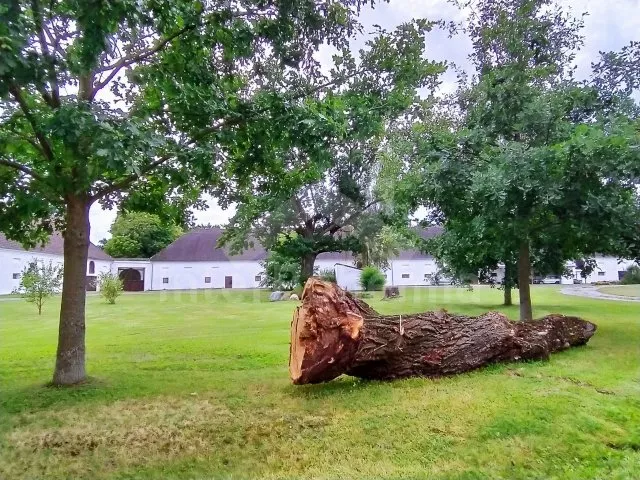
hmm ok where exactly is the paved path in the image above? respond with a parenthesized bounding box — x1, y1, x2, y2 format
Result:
(561, 285, 640, 303)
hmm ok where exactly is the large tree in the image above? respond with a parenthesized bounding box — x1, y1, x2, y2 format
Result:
(387, 0, 640, 321)
(103, 211, 181, 258)
(0, 0, 386, 385)
(221, 20, 445, 282)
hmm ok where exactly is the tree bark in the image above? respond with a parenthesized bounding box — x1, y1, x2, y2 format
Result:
(53, 195, 90, 385)
(290, 278, 596, 385)
(518, 240, 533, 322)
(503, 287, 512, 306)
(300, 252, 317, 285)
(503, 262, 513, 306)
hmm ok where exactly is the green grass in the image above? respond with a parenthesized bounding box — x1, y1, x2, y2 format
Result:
(598, 285, 640, 298)
(1, 286, 639, 480)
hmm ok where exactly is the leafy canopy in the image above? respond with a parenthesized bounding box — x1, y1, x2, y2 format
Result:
(103, 211, 181, 258)
(220, 19, 446, 279)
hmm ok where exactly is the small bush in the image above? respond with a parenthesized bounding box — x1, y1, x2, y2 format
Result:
(99, 272, 124, 304)
(360, 266, 386, 291)
(318, 268, 337, 283)
(620, 265, 640, 285)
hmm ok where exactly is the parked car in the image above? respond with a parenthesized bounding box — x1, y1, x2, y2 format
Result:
(532, 276, 544, 284)
(541, 275, 562, 284)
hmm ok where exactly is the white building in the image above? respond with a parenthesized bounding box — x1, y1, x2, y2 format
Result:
(148, 228, 266, 290)
(0, 233, 112, 295)
(0, 227, 637, 294)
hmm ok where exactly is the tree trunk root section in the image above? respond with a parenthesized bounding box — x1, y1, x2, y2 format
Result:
(289, 278, 597, 384)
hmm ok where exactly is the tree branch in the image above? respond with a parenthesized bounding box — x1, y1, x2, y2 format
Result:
(325, 200, 379, 235)
(0, 156, 44, 182)
(8, 84, 55, 161)
(91, 154, 172, 201)
(91, 24, 197, 99)
(31, 0, 60, 107)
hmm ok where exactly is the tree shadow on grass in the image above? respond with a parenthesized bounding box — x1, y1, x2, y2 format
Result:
(285, 375, 398, 401)
(0, 376, 119, 418)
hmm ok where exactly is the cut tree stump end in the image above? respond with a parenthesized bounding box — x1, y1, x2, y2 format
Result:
(289, 278, 597, 384)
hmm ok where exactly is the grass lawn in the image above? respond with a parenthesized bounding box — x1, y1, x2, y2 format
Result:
(598, 285, 640, 298)
(1, 286, 639, 480)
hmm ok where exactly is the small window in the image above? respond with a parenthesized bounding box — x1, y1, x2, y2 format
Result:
(424, 273, 429, 278)
(255, 275, 261, 281)
(598, 272, 605, 276)
(162, 277, 169, 284)
(402, 274, 410, 279)
(88, 261, 95, 274)
(204, 277, 211, 284)
(12, 273, 20, 279)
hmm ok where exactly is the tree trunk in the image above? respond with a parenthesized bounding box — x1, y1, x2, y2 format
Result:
(53, 195, 90, 386)
(503, 262, 513, 306)
(503, 287, 512, 306)
(518, 240, 533, 322)
(300, 252, 317, 285)
(290, 278, 596, 385)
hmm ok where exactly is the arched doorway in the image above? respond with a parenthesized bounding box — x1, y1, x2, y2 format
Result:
(119, 268, 144, 291)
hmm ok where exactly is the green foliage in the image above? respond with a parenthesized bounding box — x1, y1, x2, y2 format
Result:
(360, 266, 386, 291)
(318, 268, 337, 283)
(220, 19, 446, 280)
(385, 0, 640, 320)
(260, 251, 301, 291)
(98, 272, 123, 305)
(0, 0, 389, 382)
(356, 222, 408, 269)
(620, 265, 640, 285)
(103, 212, 181, 258)
(14, 260, 62, 315)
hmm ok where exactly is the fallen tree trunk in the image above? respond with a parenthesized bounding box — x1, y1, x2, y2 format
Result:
(289, 278, 597, 385)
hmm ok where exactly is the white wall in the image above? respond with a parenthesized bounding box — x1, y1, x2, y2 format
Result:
(0, 248, 110, 295)
(334, 263, 367, 291)
(150, 261, 265, 290)
(388, 259, 439, 286)
(580, 256, 637, 284)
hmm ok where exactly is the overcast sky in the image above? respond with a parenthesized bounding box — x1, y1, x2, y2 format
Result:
(89, 0, 640, 243)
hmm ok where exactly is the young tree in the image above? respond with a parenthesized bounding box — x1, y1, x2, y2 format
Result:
(103, 211, 181, 258)
(98, 272, 123, 305)
(15, 260, 62, 315)
(221, 20, 445, 282)
(0, 0, 381, 385)
(387, 0, 640, 321)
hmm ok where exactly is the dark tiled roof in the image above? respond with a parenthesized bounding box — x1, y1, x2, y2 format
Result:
(317, 226, 443, 262)
(0, 232, 112, 260)
(151, 227, 267, 262)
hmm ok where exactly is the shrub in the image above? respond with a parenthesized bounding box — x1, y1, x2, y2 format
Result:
(620, 265, 640, 285)
(360, 266, 386, 291)
(260, 252, 301, 290)
(318, 268, 337, 283)
(14, 260, 62, 315)
(99, 272, 124, 304)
